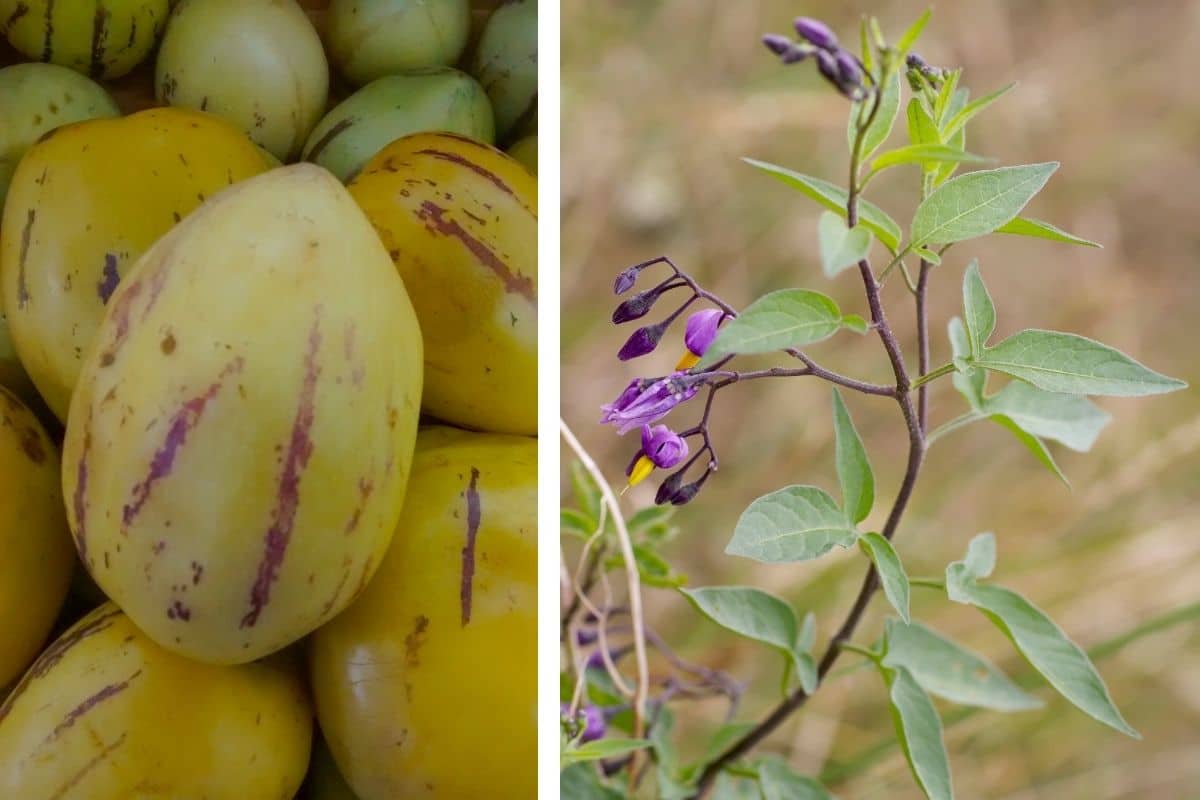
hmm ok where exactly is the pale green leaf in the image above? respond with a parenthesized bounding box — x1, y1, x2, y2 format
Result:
(948, 317, 985, 408)
(882, 665, 953, 800)
(859, 533, 910, 622)
(743, 158, 903, 252)
(945, 532, 996, 601)
(906, 98, 939, 148)
(849, 66, 901, 161)
(933, 70, 962, 125)
(794, 651, 819, 695)
(562, 738, 651, 765)
(911, 163, 1058, 247)
(942, 82, 1016, 140)
(858, 18, 874, 76)
(995, 216, 1101, 248)
(871, 144, 987, 173)
(832, 389, 874, 524)
(983, 381, 1111, 452)
(961, 260, 995, 355)
(702, 290, 847, 363)
(842, 314, 870, 334)
(882, 619, 1042, 711)
(681, 586, 803, 684)
(818, 212, 873, 278)
(561, 508, 597, 540)
(896, 9, 933, 54)
(799, 611, 816, 651)
(977, 329, 1187, 396)
(991, 415, 1068, 486)
(914, 247, 942, 265)
(726, 486, 858, 564)
(561, 764, 625, 798)
(759, 758, 837, 800)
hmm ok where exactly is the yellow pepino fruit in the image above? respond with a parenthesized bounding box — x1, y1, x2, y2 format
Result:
(349, 132, 537, 435)
(0, 604, 312, 799)
(0, 386, 73, 690)
(61, 164, 424, 665)
(0, 107, 273, 422)
(310, 427, 536, 800)
(0, 0, 169, 80)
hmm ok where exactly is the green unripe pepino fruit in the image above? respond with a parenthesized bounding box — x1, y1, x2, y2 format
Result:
(326, 0, 471, 87)
(471, 0, 536, 142)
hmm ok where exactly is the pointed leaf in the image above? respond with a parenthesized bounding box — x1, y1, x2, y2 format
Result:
(859, 533, 910, 622)
(842, 313, 870, 334)
(562, 738, 652, 765)
(948, 317, 985, 407)
(799, 611, 816, 652)
(942, 82, 1016, 139)
(849, 66, 901, 161)
(950, 581, 1139, 737)
(977, 329, 1186, 396)
(871, 144, 988, 173)
(831, 389, 874, 524)
(726, 486, 858, 564)
(933, 70, 962, 125)
(996, 216, 1101, 248)
(934, 106, 968, 185)
(882, 619, 1042, 711)
(896, 9, 933, 54)
(759, 758, 837, 800)
(681, 586, 801, 682)
(983, 381, 1111, 451)
(702, 289, 848, 362)
(945, 532, 996, 601)
(961, 260, 995, 354)
(914, 247, 942, 265)
(818, 212, 873, 278)
(990, 415, 1068, 486)
(911, 163, 1058, 247)
(744, 159, 902, 252)
(906, 98, 940, 148)
(793, 651, 819, 695)
(881, 665, 953, 800)
(561, 764, 626, 799)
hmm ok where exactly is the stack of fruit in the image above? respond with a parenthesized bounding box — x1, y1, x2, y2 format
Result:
(0, 1, 537, 797)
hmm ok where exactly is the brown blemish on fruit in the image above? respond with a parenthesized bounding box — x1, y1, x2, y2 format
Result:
(71, 415, 93, 561)
(88, 6, 109, 79)
(415, 201, 535, 304)
(240, 311, 323, 628)
(48, 732, 127, 800)
(16, 209, 35, 309)
(305, 117, 355, 163)
(414, 147, 523, 204)
(5, 3, 29, 28)
(459, 468, 482, 626)
(404, 615, 429, 667)
(161, 332, 176, 354)
(191, 561, 203, 585)
(48, 669, 142, 741)
(321, 569, 350, 616)
(343, 477, 374, 534)
(96, 253, 120, 303)
(166, 600, 191, 621)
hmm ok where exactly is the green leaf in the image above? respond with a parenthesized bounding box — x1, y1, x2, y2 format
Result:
(561, 764, 626, 799)
(726, 486, 858, 564)
(681, 586, 802, 681)
(948, 317, 985, 407)
(995, 216, 1101, 248)
(946, 532, 997, 596)
(831, 389, 874, 524)
(896, 9, 933, 54)
(793, 651, 819, 695)
(858, 18, 874, 77)
(798, 611, 816, 651)
(859, 533, 910, 622)
(628, 505, 675, 536)
(976, 329, 1187, 396)
(759, 758, 837, 800)
(914, 247, 941, 265)
(983, 381, 1111, 452)
(906, 98, 939, 148)
(743, 158, 903, 252)
(849, 66, 901, 161)
(699, 723, 757, 767)
(881, 665, 953, 800)
(942, 82, 1016, 140)
(911, 163, 1058, 247)
(570, 461, 602, 522)
(932, 70, 962, 125)
(842, 314, 870, 334)
(561, 507, 597, 540)
(626, 544, 687, 588)
(562, 738, 652, 766)
(881, 619, 1042, 711)
(948, 582, 1139, 737)
(990, 415, 1068, 486)
(870, 144, 987, 173)
(817, 212, 873, 278)
(934, 104, 968, 185)
(960, 260, 995, 355)
(702, 289, 849, 362)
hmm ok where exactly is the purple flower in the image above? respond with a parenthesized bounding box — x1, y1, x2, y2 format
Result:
(613, 267, 639, 295)
(575, 628, 598, 646)
(762, 33, 792, 55)
(618, 322, 667, 361)
(626, 424, 689, 488)
(601, 374, 700, 434)
(581, 705, 606, 742)
(793, 17, 838, 51)
(834, 50, 862, 88)
(683, 309, 724, 360)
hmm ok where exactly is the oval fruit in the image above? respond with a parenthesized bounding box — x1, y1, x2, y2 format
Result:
(0, 107, 272, 421)
(0, 0, 169, 79)
(303, 68, 493, 182)
(471, 0, 536, 140)
(326, 0, 471, 87)
(156, 0, 329, 160)
(310, 427, 536, 800)
(507, 134, 536, 174)
(0, 604, 312, 798)
(0, 386, 72, 689)
(0, 62, 120, 211)
(61, 164, 423, 664)
(349, 132, 536, 434)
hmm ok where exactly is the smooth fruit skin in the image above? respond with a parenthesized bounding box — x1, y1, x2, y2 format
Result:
(0, 0, 169, 79)
(155, 0, 330, 160)
(303, 68, 494, 182)
(471, 0, 536, 141)
(0, 604, 312, 799)
(61, 164, 424, 664)
(327, 0, 471, 87)
(0, 107, 272, 421)
(0, 312, 38, 407)
(310, 427, 536, 800)
(349, 132, 536, 434)
(0, 62, 120, 212)
(507, 134, 536, 175)
(0, 386, 72, 690)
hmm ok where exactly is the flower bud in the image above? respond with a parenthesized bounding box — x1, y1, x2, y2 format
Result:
(613, 267, 639, 295)
(781, 43, 811, 64)
(655, 469, 685, 505)
(575, 628, 598, 646)
(581, 705, 606, 743)
(762, 33, 792, 55)
(793, 17, 838, 51)
(815, 49, 840, 87)
(834, 50, 863, 88)
(612, 288, 662, 324)
(617, 322, 667, 361)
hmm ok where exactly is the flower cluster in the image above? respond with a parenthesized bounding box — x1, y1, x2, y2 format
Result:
(905, 52, 946, 91)
(762, 17, 867, 100)
(600, 257, 728, 505)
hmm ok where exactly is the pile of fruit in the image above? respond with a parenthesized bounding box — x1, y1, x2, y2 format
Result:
(0, 1, 536, 797)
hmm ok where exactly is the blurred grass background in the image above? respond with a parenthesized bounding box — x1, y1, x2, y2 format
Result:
(561, 1, 1200, 797)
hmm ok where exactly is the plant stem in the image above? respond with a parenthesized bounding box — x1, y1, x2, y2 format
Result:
(910, 362, 955, 388)
(838, 642, 880, 660)
(916, 259, 932, 431)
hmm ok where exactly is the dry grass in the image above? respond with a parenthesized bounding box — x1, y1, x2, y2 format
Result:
(562, 1, 1200, 797)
